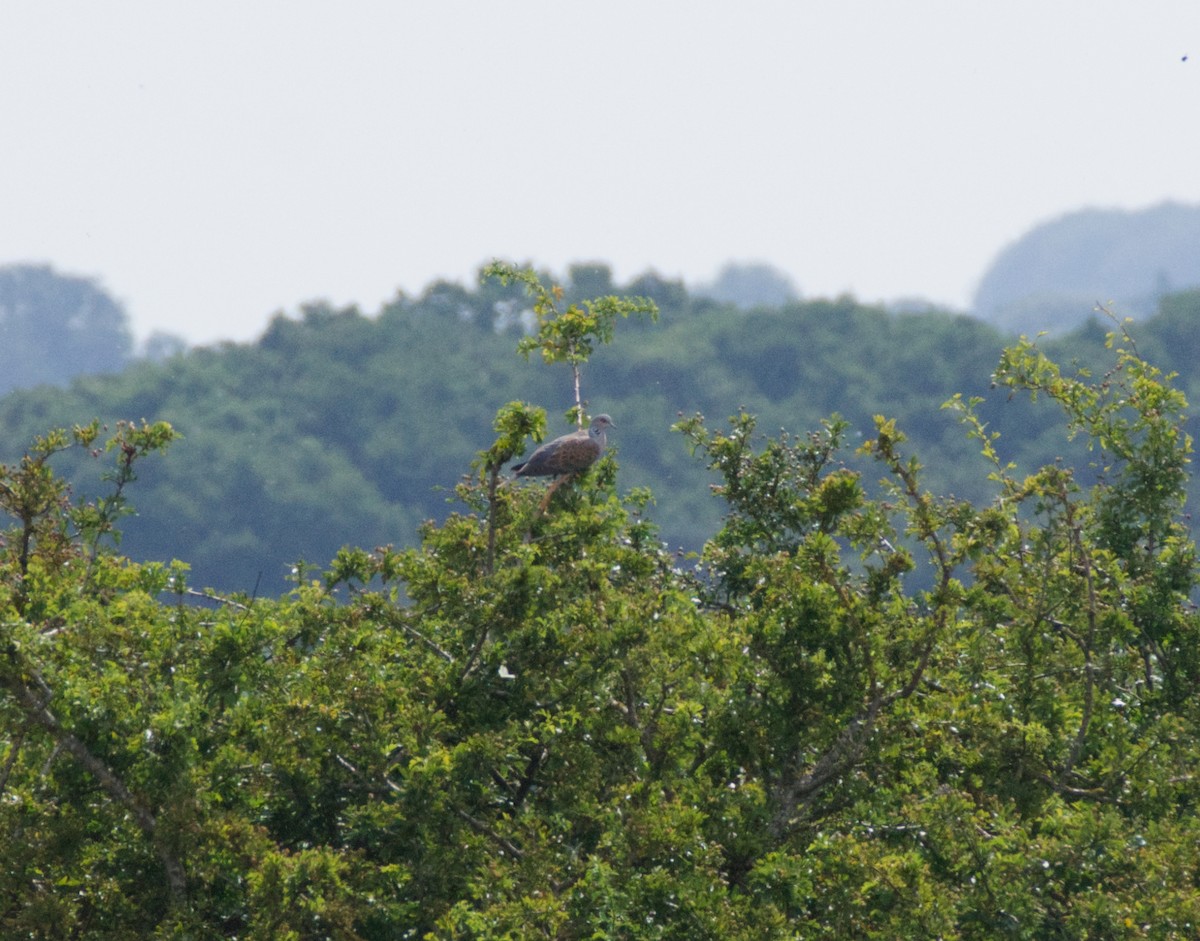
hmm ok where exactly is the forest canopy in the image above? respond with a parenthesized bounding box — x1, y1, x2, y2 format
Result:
(6, 263, 1200, 596)
(3, 269, 1200, 935)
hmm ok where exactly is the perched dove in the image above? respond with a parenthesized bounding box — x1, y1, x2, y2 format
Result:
(512, 414, 615, 478)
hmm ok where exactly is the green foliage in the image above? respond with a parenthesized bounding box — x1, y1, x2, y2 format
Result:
(474, 401, 546, 475)
(486, 260, 658, 426)
(11, 265, 1191, 594)
(5, 302, 1200, 936)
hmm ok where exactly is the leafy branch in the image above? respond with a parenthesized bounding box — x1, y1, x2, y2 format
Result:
(485, 261, 657, 427)
(0, 421, 184, 906)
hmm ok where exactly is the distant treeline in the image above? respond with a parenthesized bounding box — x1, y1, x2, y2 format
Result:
(2, 263, 1199, 594)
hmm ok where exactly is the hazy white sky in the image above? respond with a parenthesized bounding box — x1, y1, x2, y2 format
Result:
(2, 3, 1199, 345)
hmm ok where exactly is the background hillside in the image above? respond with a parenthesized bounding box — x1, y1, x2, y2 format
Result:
(972, 202, 1200, 335)
(5, 260, 1200, 595)
(0, 264, 135, 395)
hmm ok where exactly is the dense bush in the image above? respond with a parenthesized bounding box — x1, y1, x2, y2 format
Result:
(4, 279, 1200, 936)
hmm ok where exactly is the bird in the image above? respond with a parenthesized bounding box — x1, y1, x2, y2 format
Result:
(512, 414, 615, 478)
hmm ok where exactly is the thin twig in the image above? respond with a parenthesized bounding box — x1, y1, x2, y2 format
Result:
(184, 587, 253, 611)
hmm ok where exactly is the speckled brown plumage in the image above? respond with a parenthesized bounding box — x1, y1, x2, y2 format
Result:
(512, 414, 614, 477)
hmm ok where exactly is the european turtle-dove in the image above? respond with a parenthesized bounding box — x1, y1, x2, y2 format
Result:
(512, 414, 615, 477)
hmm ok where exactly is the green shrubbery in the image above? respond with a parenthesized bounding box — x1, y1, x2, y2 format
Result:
(3, 277, 1200, 937)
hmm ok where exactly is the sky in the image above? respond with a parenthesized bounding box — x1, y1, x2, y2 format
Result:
(2, 3, 1199, 346)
